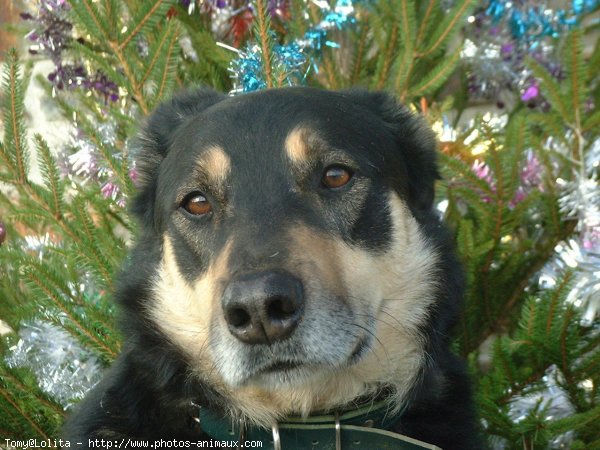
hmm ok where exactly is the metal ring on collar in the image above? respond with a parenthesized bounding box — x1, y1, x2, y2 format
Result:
(335, 412, 341, 450)
(272, 422, 282, 450)
(238, 418, 246, 449)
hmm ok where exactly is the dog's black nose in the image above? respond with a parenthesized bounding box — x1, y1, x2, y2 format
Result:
(221, 271, 304, 345)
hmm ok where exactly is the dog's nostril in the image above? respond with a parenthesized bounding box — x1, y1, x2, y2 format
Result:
(267, 295, 298, 320)
(227, 307, 251, 328)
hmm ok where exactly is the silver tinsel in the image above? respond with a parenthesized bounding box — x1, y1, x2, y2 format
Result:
(509, 366, 575, 449)
(489, 366, 576, 450)
(5, 320, 104, 409)
(547, 137, 600, 323)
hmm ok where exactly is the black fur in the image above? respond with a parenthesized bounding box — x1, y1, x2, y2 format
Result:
(63, 87, 483, 449)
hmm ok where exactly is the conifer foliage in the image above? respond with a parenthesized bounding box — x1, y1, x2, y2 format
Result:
(0, 0, 598, 447)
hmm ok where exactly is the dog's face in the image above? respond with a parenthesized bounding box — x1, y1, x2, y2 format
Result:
(132, 88, 441, 424)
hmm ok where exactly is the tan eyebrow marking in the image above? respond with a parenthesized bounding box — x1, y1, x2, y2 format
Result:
(197, 146, 231, 184)
(285, 127, 312, 167)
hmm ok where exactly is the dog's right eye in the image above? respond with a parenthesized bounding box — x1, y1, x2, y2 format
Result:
(181, 192, 212, 216)
(321, 166, 353, 189)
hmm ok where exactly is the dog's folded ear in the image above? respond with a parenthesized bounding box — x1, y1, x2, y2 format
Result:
(345, 90, 440, 212)
(132, 88, 226, 228)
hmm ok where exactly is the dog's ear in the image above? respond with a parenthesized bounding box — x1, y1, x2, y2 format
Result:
(346, 90, 439, 212)
(131, 88, 226, 228)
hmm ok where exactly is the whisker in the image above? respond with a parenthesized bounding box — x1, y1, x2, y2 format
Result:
(349, 321, 388, 360)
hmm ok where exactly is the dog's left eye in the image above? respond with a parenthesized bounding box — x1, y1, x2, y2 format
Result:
(181, 192, 212, 216)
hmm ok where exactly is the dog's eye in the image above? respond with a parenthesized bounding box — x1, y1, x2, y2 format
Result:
(322, 166, 353, 189)
(181, 192, 212, 216)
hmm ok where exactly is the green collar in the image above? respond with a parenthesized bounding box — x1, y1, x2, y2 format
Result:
(197, 400, 440, 449)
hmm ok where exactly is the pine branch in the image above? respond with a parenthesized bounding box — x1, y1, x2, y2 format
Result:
(67, 197, 115, 288)
(418, 0, 474, 57)
(68, 0, 111, 44)
(350, 22, 370, 85)
(545, 274, 571, 335)
(372, 23, 398, 90)
(2, 49, 29, 184)
(390, 0, 416, 96)
(321, 54, 341, 89)
(0, 384, 52, 439)
(564, 29, 587, 127)
(0, 141, 16, 177)
(479, 132, 506, 288)
(502, 113, 528, 198)
(415, 0, 437, 46)
(527, 57, 571, 123)
(140, 20, 177, 86)
(34, 135, 65, 220)
(119, 0, 169, 50)
(152, 22, 180, 108)
(583, 109, 600, 132)
(393, 0, 416, 94)
(253, 0, 275, 88)
(70, 0, 151, 114)
(588, 36, 600, 81)
(471, 219, 577, 354)
(23, 265, 117, 361)
(103, 0, 121, 40)
(409, 45, 461, 97)
(0, 370, 63, 416)
(548, 405, 600, 435)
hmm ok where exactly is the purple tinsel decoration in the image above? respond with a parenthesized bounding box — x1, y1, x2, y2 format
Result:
(21, 0, 86, 90)
(85, 71, 119, 104)
(22, 0, 119, 102)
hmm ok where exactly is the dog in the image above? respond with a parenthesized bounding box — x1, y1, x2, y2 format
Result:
(63, 87, 482, 449)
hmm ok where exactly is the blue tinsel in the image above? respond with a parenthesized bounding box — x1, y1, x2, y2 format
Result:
(486, 0, 599, 40)
(228, 0, 361, 93)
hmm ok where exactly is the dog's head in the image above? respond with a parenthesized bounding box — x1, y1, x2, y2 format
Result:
(127, 87, 449, 425)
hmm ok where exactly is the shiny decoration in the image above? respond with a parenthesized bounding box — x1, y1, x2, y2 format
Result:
(225, 0, 360, 92)
(463, 0, 598, 104)
(5, 320, 104, 409)
(536, 136, 600, 324)
(226, 41, 307, 93)
(23, 234, 54, 261)
(485, 0, 598, 39)
(59, 120, 131, 208)
(21, 0, 88, 92)
(22, 0, 122, 102)
(504, 366, 575, 450)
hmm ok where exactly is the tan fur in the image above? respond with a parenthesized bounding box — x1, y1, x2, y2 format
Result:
(150, 194, 439, 428)
(148, 236, 230, 364)
(197, 146, 231, 184)
(284, 127, 311, 167)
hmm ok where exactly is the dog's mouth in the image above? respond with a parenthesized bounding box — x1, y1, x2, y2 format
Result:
(248, 336, 371, 383)
(260, 360, 304, 374)
(244, 359, 311, 386)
